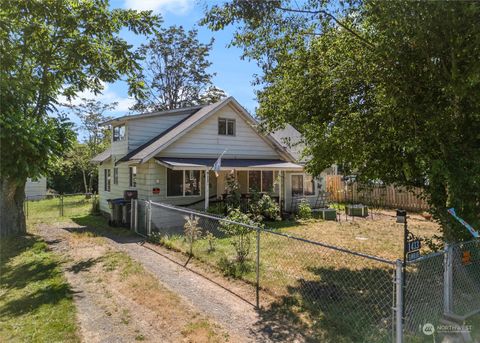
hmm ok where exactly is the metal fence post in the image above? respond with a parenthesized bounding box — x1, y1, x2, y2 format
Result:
(147, 200, 152, 236)
(443, 243, 453, 315)
(130, 199, 135, 231)
(256, 227, 260, 310)
(60, 195, 64, 216)
(395, 259, 404, 343)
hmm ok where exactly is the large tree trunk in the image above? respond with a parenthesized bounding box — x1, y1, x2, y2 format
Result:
(0, 177, 27, 237)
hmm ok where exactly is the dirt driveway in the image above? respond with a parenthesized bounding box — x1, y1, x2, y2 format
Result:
(35, 222, 284, 343)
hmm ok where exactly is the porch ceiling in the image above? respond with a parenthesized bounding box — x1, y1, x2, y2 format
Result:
(154, 157, 304, 171)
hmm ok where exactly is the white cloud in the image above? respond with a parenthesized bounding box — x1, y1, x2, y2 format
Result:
(57, 83, 135, 115)
(124, 0, 193, 15)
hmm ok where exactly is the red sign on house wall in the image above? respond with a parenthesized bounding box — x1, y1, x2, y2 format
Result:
(152, 188, 160, 195)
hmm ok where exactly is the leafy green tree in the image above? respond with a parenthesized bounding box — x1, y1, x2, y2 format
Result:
(64, 98, 115, 194)
(132, 25, 215, 112)
(0, 0, 160, 236)
(203, 1, 480, 242)
(199, 85, 227, 105)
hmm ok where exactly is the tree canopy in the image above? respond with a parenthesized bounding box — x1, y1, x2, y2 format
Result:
(132, 25, 217, 112)
(203, 0, 480, 241)
(0, 0, 161, 236)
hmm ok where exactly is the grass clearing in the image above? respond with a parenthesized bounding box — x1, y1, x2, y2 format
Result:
(25, 195, 95, 225)
(0, 235, 79, 343)
(148, 211, 442, 342)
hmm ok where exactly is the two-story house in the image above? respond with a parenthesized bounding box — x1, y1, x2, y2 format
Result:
(92, 97, 327, 216)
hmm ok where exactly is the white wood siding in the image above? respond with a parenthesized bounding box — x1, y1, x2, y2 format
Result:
(283, 171, 326, 211)
(25, 177, 47, 199)
(160, 104, 281, 159)
(127, 113, 191, 151)
(98, 161, 137, 213)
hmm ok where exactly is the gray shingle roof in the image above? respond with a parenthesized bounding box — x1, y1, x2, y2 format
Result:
(91, 148, 111, 163)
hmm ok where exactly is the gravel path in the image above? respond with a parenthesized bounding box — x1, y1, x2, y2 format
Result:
(36, 223, 286, 342)
(112, 238, 266, 341)
(37, 226, 150, 343)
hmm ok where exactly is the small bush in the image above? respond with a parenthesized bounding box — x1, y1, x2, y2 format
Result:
(297, 200, 312, 220)
(248, 191, 281, 222)
(217, 256, 252, 278)
(207, 203, 225, 215)
(220, 209, 256, 263)
(204, 230, 217, 253)
(184, 215, 201, 256)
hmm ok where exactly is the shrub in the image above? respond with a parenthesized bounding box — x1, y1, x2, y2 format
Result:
(204, 230, 217, 253)
(257, 194, 281, 221)
(220, 209, 256, 263)
(217, 256, 252, 278)
(248, 191, 281, 222)
(184, 215, 201, 256)
(207, 203, 225, 215)
(297, 200, 312, 220)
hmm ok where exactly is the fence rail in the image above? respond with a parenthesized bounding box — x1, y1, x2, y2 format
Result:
(24, 193, 98, 220)
(131, 199, 480, 342)
(326, 175, 429, 212)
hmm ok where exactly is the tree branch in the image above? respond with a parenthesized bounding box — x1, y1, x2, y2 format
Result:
(276, 6, 375, 49)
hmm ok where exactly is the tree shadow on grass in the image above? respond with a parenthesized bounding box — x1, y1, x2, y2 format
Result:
(0, 235, 77, 318)
(67, 257, 103, 274)
(70, 215, 138, 243)
(0, 283, 76, 317)
(256, 266, 394, 343)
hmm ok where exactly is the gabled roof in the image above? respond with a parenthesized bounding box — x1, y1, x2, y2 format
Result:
(118, 97, 295, 164)
(116, 107, 201, 165)
(271, 124, 305, 162)
(101, 105, 204, 126)
(91, 148, 111, 164)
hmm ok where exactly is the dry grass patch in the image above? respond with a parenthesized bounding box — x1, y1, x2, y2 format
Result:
(99, 251, 231, 342)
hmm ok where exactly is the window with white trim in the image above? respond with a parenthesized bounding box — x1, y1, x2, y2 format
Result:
(129, 166, 137, 187)
(113, 168, 119, 185)
(248, 171, 276, 193)
(218, 118, 235, 136)
(291, 174, 315, 196)
(167, 169, 201, 197)
(104, 169, 111, 192)
(113, 125, 125, 141)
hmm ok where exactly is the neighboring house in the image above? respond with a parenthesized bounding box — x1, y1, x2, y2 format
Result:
(25, 177, 47, 200)
(92, 97, 328, 216)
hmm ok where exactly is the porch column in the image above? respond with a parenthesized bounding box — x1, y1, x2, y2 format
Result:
(204, 169, 209, 211)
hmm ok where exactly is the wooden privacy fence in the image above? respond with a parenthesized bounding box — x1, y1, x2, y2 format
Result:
(326, 175, 429, 212)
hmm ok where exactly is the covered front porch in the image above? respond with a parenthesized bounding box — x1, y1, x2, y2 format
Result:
(154, 157, 304, 212)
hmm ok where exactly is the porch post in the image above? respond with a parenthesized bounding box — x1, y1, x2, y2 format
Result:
(204, 169, 209, 211)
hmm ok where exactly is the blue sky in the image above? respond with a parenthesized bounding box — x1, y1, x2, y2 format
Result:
(66, 0, 261, 133)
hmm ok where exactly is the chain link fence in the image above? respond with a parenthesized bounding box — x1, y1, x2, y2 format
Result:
(404, 240, 480, 341)
(133, 200, 400, 342)
(130, 200, 480, 342)
(24, 193, 98, 220)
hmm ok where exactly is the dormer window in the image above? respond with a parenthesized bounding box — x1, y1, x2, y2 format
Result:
(218, 118, 235, 136)
(113, 124, 125, 141)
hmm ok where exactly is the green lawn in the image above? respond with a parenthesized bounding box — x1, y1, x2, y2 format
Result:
(0, 195, 96, 342)
(0, 235, 80, 343)
(25, 194, 96, 225)
(151, 218, 400, 343)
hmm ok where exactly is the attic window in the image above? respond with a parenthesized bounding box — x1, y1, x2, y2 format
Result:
(218, 118, 235, 136)
(113, 125, 125, 141)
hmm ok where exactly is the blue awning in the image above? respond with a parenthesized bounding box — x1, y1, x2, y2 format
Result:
(154, 157, 303, 171)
